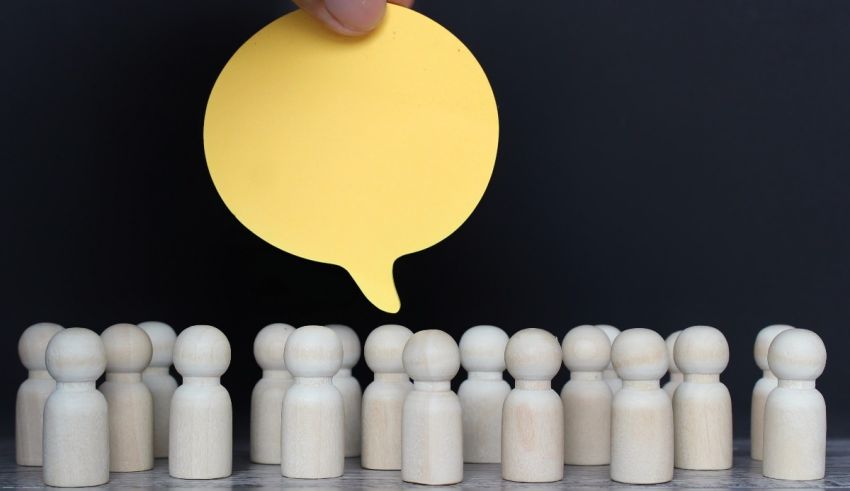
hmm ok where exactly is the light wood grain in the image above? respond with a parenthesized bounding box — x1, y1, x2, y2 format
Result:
(99, 323, 155, 473)
(329, 324, 363, 459)
(139, 321, 179, 459)
(763, 329, 827, 481)
(281, 325, 344, 479)
(169, 325, 233, 480)
(401, 329, 463, 485)
(672, 326, 733, 470)
(249, 323, 295, 465)
(43, 328, 109, 487)
(4, 439, 850, 489)
(662, 330, 682, 397)
(502, 328, 564, 482)
(561, 325, 612, 466)
(15, 322, 63, 466)
(598, 324, 622, 394)
(610, 328, 674, 484)
(361, 324, 413, 470)
(458, 325, 510, 464)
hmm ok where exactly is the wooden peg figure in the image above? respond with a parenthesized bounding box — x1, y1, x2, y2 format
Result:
(751, 324, 794, 460)
(561, 325, 612, 465)
(663, 330, 683, 397)
(458, 325, 510, 464)
(281, 325, 345, 479)
(16, 322, 63, 466)
(250, 323, 295, 464)
(763, 329, 826, 481)
(402, 330, 463, 485)
(99, 323, 154, 472)
(502, 328, 564, 482)
(361, 324, 413, 470)
(328, 324, 362, 458)
(169, 325, 232, 479)
(43, 328, 109, 487)
(139, 321, 178, 459)
(610, 328, 673, 484)
(673, 325, 732, 470)
(597, 324, 622, 393)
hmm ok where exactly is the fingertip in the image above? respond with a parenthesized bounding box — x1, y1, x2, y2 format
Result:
(324, 0, 387, 35)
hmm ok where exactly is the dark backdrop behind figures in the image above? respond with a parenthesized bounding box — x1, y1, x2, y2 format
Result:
(2, 1, 849, 440)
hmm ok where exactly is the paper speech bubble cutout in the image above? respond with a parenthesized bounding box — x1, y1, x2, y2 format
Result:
(204, 5, 499, 313)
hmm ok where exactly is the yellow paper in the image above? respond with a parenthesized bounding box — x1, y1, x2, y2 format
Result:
(204, 5, 499, 313)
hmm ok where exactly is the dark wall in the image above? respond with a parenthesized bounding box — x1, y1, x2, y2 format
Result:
(2, 1, 849, 439)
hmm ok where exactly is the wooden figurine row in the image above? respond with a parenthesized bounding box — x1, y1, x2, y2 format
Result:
(16, 321, 827, 487)
(17, 322, 230, 486)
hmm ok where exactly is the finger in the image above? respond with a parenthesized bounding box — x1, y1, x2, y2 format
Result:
(389, 0, 415, 7)
(293, 0, 387, 36)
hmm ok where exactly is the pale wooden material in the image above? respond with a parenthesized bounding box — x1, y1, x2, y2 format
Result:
(5, 438, 850, 489)
(763, 328, 827, 481)
(458, 325, 510, 464)
(663, 330, 683, 397)
(328, 324, 362, 458)
(99, 323, 154, 472)
(138, 321, 178, 459)
(361, 324, 413, 470)
(673, 325, 733, 470)
(250, 323, 295, 464)
(401, 329, 463, 485)
(610, 328, 673, 484)
(560, 325, 612, 465)
(598, 324, 622, 393)
(502, 328, 564, 482)
(751, 324, 795, 461)
(169, 325, 232, 479)
(16, 322, 63, 466)
(43, 327, 110, 487)
(281, 325, 345, 479)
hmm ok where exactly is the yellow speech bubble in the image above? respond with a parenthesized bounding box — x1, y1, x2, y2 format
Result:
(203, 6, 499, 313)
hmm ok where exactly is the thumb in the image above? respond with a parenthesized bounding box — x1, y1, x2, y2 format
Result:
(293, 0, 388, 36)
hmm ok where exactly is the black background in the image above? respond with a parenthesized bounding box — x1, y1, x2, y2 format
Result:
(2, 1, 849, 440)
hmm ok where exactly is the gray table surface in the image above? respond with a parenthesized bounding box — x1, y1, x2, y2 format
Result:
(2, 440, 848, 489)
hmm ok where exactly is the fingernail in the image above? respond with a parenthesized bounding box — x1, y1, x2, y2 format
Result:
(324, 0, 387, 34)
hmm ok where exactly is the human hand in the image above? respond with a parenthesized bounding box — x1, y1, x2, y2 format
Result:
(293, 0, 415, 36)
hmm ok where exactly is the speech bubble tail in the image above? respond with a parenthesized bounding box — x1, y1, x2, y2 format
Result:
(347, 259, 401, 313)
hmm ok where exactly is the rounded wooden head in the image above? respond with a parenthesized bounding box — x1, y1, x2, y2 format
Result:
(505, 328, 561, 381)
(254, 323, 295, 371)
(328, 324, 361, 369)
(665, 330, 682, 375)
(46, 327, 107, 383)
(673, 325, 729, 376)
(173, 325, 231, 378)
(597, 324, 620, 370)
(19, 322, 64, 371)
(284, 325, 343, 378)
(561, 325, 610, 373)
(611, 328, 667, 381)
(138, 321, 177, 368)
(597, 325, 620, 343)
(402, 329, 460, 382)
(364, 324, 412, 374)
(459, 325, 508, 373)
(768, 328, 826, 381)
(754, 324, 795, 371)
(102, 323, 153, 373)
